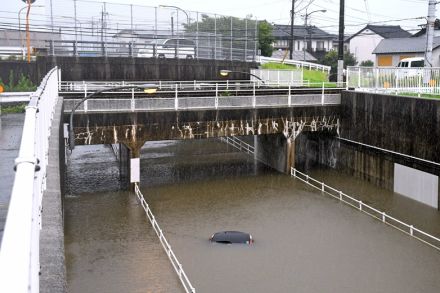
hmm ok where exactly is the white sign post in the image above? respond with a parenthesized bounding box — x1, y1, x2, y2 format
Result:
(130, 158, 140, 183)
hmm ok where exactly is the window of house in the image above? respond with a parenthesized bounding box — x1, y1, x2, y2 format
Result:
(317, 41, 324, 50)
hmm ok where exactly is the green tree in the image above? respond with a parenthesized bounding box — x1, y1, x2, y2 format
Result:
(321, 50, 357, 80)
(360, 60, 374, 67)
(258, 21, 274, 57)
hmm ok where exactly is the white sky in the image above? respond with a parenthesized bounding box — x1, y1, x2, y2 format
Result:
(1, 0, 434, 35)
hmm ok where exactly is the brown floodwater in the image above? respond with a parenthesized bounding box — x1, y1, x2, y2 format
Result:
(65, 139, 440, 293)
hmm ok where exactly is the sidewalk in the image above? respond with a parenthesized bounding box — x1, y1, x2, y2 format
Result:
(0, 113, 25, 241)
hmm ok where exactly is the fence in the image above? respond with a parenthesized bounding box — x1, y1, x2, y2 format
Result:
(347, 66, 440, 95)
(134, 184, 195, 293)
(250, 69, 304, 86)
(0, 67, 60, 292)
(62, 83, 343, 113)
(291, 168, 440, 251)
(220, 136, 255, 155)
(257, 56, 331, 73)
(9, 0, 258, 61)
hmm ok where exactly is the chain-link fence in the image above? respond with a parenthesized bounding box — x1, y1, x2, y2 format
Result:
(42, 0, 258, 61)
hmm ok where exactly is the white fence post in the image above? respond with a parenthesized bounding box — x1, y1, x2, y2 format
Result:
(215, 83, 219, 109)
(175, 84, 178, 110)
(252, 82, 256, 108)
(288, 85, 291, 107)
(131, 88, 135, 112)
(321, 82, 325, 105)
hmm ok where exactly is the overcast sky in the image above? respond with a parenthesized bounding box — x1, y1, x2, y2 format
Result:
(1, 0, 434, 35)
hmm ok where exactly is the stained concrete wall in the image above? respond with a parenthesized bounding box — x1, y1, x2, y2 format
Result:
(40, 98, 66, 292)
(1, 57, 258, 83)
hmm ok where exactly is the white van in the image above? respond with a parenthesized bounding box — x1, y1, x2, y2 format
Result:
(137, 38, 195, 59)
(397, 57, 424, 68)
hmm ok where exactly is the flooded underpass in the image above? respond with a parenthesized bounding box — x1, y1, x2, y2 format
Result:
(65, 139, 440, 293)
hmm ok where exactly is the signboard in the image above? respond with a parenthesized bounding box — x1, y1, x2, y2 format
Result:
(130, 158, 140, 183)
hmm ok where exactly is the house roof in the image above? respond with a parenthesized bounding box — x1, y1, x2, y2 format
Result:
(373, 36, 440, 54)
(346, 25, 411, 42)
(412, 19, 440, 37)
(271, 49, 317, 62)
(272, 25, 334, 40)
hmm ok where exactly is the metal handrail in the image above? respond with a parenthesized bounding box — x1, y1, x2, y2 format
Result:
(134, 184, 196, 293)
(291, 168, 440, 250)
(0, 67, 60, 293)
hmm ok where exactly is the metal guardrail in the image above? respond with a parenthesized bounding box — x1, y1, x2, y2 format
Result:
(134, 184, 195, 293)
(220, 136, 255, 154)
(257, 56, 331, 73)
(61, 82, 343, 113)
(0, 67, 60, 293)
(0, 92, 33, 103)
(347, 66, 440, 95)
(291, 168, 440, 251)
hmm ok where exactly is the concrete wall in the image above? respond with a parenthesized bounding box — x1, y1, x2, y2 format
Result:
(40, 98, 66, 292)
(1, 57, 258, 83)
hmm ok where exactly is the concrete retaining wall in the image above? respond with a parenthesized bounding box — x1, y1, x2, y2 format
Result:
(39, 97, 66, 292)
(1, 57, 258, 83)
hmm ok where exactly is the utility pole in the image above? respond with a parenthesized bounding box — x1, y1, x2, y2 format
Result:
(425, 0, 436, 67)
(337, 0, 345, 84)
(289, 0, 295, 60)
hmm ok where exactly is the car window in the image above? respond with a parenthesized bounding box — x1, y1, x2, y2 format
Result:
(411, 60, 424, 67)
(400, 62, 409, 68)
(164, 39, 176, 47)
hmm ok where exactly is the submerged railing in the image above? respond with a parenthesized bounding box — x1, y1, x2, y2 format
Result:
(134, 184, 196, 293)
(0, 67, 60, 292)
(291, 168, 440, 251)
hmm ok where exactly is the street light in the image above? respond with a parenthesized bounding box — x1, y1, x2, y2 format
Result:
(159, 5, 190, 25)
(302, 9, 326, 61)
(69, 84, 157, 150)
(219, 70, 265, 83)
(18, 4, 44, 49)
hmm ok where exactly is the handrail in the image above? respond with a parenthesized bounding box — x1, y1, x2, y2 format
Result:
(257, 56, 331, 73)
(0, 67, 60, 293)
(291, 168, 440, 251)
(134, 184, 196, 293)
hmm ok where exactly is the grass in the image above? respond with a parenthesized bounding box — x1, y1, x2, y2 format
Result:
(399, 92, 440, 99)
(261, 62, 329, 84)
(0, 103, 27, 114)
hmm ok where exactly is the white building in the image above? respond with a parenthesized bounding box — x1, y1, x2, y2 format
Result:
(346, 25, 411, 65)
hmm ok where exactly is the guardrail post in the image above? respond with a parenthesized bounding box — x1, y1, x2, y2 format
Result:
(193, 80, 196, 90)
(339, 191, 342, 201)
(359, 201, 363, 211)
(175, 84, 178, 110)
(84, 83, 88, 113)
(358, 67, 361, 89)
(215, 83, 219, 109)
(321, 82, 325, 105)
(382, 212, 386, 223)
(321, 182, 324, 192)
(410, 225, 414, 236)
(252, 82, 256, 108)
(288, 85, 291, 107)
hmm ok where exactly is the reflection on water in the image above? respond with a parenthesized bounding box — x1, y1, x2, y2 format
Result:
(65, 139, 440, 293)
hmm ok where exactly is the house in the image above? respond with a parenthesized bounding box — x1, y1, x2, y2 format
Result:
(372, 37, 440, 67)
(412, 19, 440, 37)
(346, 25, 411, 65)
(271, 24, 334, 60)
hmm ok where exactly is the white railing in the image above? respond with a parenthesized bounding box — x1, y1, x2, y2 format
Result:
(0, 92, 33, 103)
(134, 184, 195, 293)
(347, 66, 440, 95)
(250, 69, 304, 86)
(0, 67, 60, 293)
(291, 168, 440, 251)
(62, 84, 343, 113)
(257, 56, 331, 73)
(220, 136, 255, 155)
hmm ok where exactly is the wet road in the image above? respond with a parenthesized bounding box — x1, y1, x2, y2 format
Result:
(0, 114, 25, 241)
(65, 139, 440, 293)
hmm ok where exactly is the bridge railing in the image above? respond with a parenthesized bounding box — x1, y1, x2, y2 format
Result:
(134, 184, 196, 293)
(0, 67, 60, 293)
(291, 168, 440, 251)
(62, 83, 343, 112)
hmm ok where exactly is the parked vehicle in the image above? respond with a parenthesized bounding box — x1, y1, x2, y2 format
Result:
(209, 231, 253, 244)
(137, 38, 195, 59)
(397, 57, 424, 68)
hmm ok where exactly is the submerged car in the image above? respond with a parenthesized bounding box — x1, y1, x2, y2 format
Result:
(209, 231, 253, 244)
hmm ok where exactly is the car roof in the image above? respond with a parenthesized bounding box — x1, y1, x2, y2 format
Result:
(210, 231, 252, 244)
(399, 57, 424, 62)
